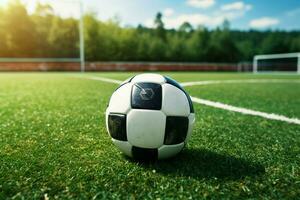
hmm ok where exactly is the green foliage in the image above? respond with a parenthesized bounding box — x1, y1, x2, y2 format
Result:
(2, 0, 37, 57)
(0, 7, 8, 56)
(179, 22, 193, 33)
(48, 17, 79, 58)
(154, 12, 166, 41)
(290, 36, 300, 52)
(0, 2, 299, 62)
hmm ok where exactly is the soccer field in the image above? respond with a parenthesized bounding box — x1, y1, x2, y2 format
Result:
(0, 72, 299, 199)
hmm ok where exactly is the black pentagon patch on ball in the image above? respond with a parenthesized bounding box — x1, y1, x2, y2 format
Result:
(131, 83, 162, 110)
(132, 146, 158, 160)
(108, 114, 127, 141)
(164, 116, 189, 145)
(164, 76, 194, 113)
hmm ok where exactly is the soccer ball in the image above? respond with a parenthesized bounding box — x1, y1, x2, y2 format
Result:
(106, 74, 195, 160)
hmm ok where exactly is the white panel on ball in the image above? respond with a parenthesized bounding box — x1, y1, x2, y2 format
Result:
(127, 110, 166, 148)
(185, 113, 195, 142)
(107, 83, 132, 114)
(131, 74, 166, 84)
(161, 84, 190, 116)
(158, 143, 184, 159)
(112, 139, 133, 157)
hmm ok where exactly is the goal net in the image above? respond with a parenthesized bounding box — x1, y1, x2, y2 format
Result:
(0, 0, 85, 71)
(253, 53, 300, 74)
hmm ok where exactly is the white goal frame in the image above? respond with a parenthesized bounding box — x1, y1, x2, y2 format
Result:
(78, 0, 85, 72)
(253, 52, 300, 74)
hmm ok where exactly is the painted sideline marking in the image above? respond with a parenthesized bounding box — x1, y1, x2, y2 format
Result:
(87, 76, 123, 84)
(84, 76, 300, 125)
(181, 79, 300, 87)
(191, 97, 300, 125)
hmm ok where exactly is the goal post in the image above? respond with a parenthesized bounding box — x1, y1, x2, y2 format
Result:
(79, 0, 85, 72)
(253, 52, 300, 74)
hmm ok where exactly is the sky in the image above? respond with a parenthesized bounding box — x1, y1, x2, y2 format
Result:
(0, 0, 300, 30)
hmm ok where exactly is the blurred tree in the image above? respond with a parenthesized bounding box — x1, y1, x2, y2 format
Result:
(154, 12, 166, 41)
(290, 36, 300, 52)
(136, 32, 151, 61)
(221, 19, 230, 31)
(179, 22, 193, 33)
(261, 32, 291, 54)
(32, 3, 55, 57)
(118, 28, 139, 61)
(236, 40, 255, 61)
(48, 16, 79, 58)
(148, 37, 167, 61)
(207, 21, 240, 62)
(187, 27, 210, 61)
(3, 0, 38, 57)
(166, 34, 186, 61)
(0, 7, 8, 56)
(84, 13, 102, 60)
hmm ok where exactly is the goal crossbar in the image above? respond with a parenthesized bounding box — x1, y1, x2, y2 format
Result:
(253, 52, 300, 74)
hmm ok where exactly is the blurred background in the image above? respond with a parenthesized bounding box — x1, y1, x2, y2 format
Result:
(0, 0, 299, 72)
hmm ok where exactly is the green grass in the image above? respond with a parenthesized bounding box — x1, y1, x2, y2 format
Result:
(0, 72, 299, 199)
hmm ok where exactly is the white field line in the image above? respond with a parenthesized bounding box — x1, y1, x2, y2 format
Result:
(83, 76, 300, 125)
(191, 97, 300, 125)
(86, 76, 123, 84)
(181, 79, 300, 87)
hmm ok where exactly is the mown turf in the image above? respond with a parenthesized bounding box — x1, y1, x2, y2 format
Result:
(0, 72, 299, 199)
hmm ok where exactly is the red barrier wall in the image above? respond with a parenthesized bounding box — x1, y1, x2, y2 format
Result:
(0, 62, 238, 72)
